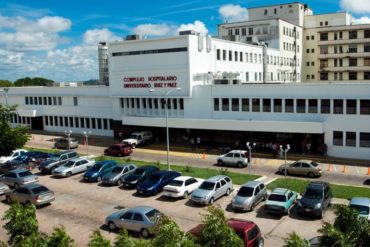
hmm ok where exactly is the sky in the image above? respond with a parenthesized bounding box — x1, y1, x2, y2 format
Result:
(1, 0, 370, 82)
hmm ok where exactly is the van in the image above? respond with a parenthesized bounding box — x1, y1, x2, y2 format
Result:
(122, 131, 153, 148)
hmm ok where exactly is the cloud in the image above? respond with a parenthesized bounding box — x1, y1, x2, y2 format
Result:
(83, 28, 120, 45)
(353, 16, 370, 24)
(178, 20, 208, 34)
(133, 23, 177, 36)
(218, 4, 248, 22)
(37, 16, 71, 32)
(0, 4, 52, 18)
(340, 0, 370, 14)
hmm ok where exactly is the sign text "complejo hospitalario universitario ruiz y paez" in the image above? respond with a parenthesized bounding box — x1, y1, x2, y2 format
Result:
(123, 76, 178, 88)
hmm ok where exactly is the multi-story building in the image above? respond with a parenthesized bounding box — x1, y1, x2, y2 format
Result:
(98, 42, 109, 85)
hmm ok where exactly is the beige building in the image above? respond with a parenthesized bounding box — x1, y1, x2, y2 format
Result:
(303, 12, 370, 82)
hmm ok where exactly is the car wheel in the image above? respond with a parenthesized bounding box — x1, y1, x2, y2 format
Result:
(66, 172, 72, 177)
(225, 188, 231, 196)
(97, 176, 102, 182)
(308, 172, 315, 178)
(209, 197, 215, 204)
(237, 162, 243, 168)
(257, 237, 264, 247)
(141, 228, 150, 238)
(132, 144, 136, 149)
(117, 180, 122, 186)
(217, 160, 223, 166)
(183, 191, 189, 199)
(108, 221, 117, 231)
(14, 183, 19, 189)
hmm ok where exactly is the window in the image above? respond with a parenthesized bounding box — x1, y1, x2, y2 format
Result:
(320, 72, 328, 81)
(80, 118, 85, 128)
(235, 29, 239, 35)
(133, 213, 143, 222)
(321, 99, 330, 114)
(58, 97, 62, 105)
(97, 119, 102, 129)
(364, 58, 370, 66)
(75, 117, 79, 127)
(349, 72, 357, 80)
(320, 60, 328, 68)
(214, 99, 219, 111)
(38, 97, 42, 105)
(252, 98, 260, 112)
(320, 46, 328, 54)
(54, 116, 58, 126)
(320, 33, 328, 41)
(365, 30, 370, 38)
(360, 100, 370, 114)
(306, 36, 309, 40)
(222, 50, 226, 60)
(349, 58, 357, 67)
(242, 98, 249, 111)
(103, 119, 108, 129)
(306, 49, 309, 53)
(43, 97, 47, 105)
(320, 22, 323, 26)
(333, 99, 343, 114)
(311, 49, 315, 53)
(274, 99, 282, 112)
(262, 99, 271, 112)
(248, 27, 253, 35)
(311, 35, 314, 40)
(34, 97, 38, 105)
(86, 118, 90, 128)
(91, 118, 95, 128)
(222, 98, 229, 111)
(339, 32, 343, 39)
(365, 72, 370, 80)
(333, 131, 343, 146)
(73, 97, 78, 106)
(234, 51, 238, 61)
(360, 132, 370, 147)
(325, 21, 328, 26)
(346, 99, 357, 114)
(245, 72, 249, 82)
(69, 117, 74, 127)
(64, 117, 68, 127)
(44, 116, 48, 125)
(30, 97, 33, 105)
(308, 99, 318, 113)
(365, 44, 370, 52)
(334, 32, 338, 40)
(240, 52, 243, 62)
(348, 44, 357, 53)
(25, 97, 29, 105)
(216, 49, 220, 60)
(346, 132, 356, 147)
(232, 98, 239, 111)
(59, 117, 63, 126)
(229, 50, 232, 61)
(296, 99, 306, 113)
(285, 99, 294, 113)
(53, 97, 57, 105)
(349, 30, 357, 39)
(242, 28, 246, 36)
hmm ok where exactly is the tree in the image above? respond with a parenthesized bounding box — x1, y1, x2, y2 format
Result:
(14, 77, 54, 87)
(0, 80, 13, 87)
(199, 205, 243, 247)
(47, 226, 75, 247)
(113, 229, 135, 247)
(88, 230, 111, 247)
(283, 232, 310, 247)
(2, 202, 39, 246)
(0, 104, 30, 155)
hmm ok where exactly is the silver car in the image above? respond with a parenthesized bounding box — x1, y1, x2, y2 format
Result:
(102, 163, 137, 186)
(191, 175, 233, 204)
(105, 206, 161, 238)
(349, 197, 370, 221)
(0, 182, 10, 195)
(217, 150, 249, 168)
(231, 181, 267, 211)
(0, 169, 38, 188)
(54, 138, 79, 149)
(52, 157, 95, 177)
(6, 183, 55, 206)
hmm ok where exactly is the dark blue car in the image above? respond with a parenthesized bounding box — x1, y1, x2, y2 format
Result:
(83, 160, 117, 182)
(4, 151, 51, 169)
(121, 165, 160, 188)
(137, 170, 181, 196)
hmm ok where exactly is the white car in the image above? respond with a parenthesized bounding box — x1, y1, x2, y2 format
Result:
(52, 157, 95, 177)
(0, 149, 28, 164)
(217, 150, 249, 168)
(163, 176, 204, 199)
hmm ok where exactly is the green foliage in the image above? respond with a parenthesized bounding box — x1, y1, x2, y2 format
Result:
(88, 230, 111, 247)
(200, 205, 243, 247)
(14, 77, 54, 87)
(0, 104, 30, 156)
(219, 168, 229, 176)
(113, 229, 136, 247)
(125, 157, 132, 163)
(2, 202, 39, 246)
(155, 160, 161, 168)
(183, 165, 193, 173)
(0, 80, 13, 87)
(15, 232, 49, 247)
(283, 232, 310, 247)
(47, 226, 75, 247)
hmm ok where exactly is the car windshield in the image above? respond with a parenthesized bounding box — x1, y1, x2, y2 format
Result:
(50, 153, 61, 160)
(133, 168, 144, 175)
(64, 161, 75, 168)
(199, 181, 215, 190)
(148, 174, 162, 182)
(14, 155, 27, 161)
(269, 194, 286, 202)
(111, 167, 123, 174)
(310, 162, 319, 167)
(303, 189, 323, 200)
(18, 171, 33, 177)
(168, 180, 183, 187)
(91, 164, 103, 172)
(237, 186, 254, 197)
(129, 134, 139, 139)
(350, 204, 370, 215)
(145, 209, 160, 222)
(31, 186, 49, 194)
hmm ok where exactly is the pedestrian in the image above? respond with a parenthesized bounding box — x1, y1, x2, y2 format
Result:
(196, 137, 201, 149)
(190, 138, 195, 151)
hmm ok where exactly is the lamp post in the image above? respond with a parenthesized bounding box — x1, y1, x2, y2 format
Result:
(246, 142, 256, 174)
(149, 87, 181, 171)
(280, 144, 291, 178)
(83, 131, 91, 157)
(64, 130, 72, 150)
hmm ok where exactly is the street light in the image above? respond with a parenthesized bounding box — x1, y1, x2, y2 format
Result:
(246, 142, 256, 174)
(280, 144, 291, 178)
(83, 131, 91, 158)
(64, 130, 72, 150)
(149, 87, 181, 171)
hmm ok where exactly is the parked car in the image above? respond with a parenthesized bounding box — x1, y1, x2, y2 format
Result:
(38, 150, 78, 174)
(278, 160, 323, 178)
(121, 165, 160, 188)
(0, 149, 28, 164)
(163, 176, 204, 199)
(217, 150, 249, 168)
(122, 131, 153, 148)
(54, 138, 79, 149)
(101, 164, 137, 186)
(52, 157, 95, 177)
(105, 206, 161, 238)
(0, 162, 29, 174)
(5, 183, 55, 206)
(3, 151, 50, 170)
(191, 175, 233, 205)
(264, 188, 298, 215)
(137, 170, 181, 196)
(0, 169, 38, 188)
(83, 160, 117, 182)
(0, 182, 10, 195)
(231, 181, 268, 211)
(349, 197, 370, 221)
(104, 144, 133, 157)
(297, 181, 332, 218)
(189, 218, 264, 247)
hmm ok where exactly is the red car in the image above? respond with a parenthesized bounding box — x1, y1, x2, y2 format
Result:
(104, 144, 132, 157)
(189, 218, 264, 247)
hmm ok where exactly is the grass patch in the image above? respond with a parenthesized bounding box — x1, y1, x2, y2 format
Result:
(267, 178, 370, 199)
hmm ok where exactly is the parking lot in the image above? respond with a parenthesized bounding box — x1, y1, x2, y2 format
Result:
(0, 170, 336, 246)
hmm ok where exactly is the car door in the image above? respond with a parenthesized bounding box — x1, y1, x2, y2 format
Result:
(119, 212, 134, 230)
(214, 182, 222, 199)
(186, 178, 197, 192)
(289, 162, 302, 175)
(13, 187, 30, 203)
(259, 184, 267, 201)
(232, 152, 241, 166)
(223, 152, 234, 165)
(253, 186, 261, 204)
(2, 172, 17, 186)
(74, 160, 84, 173)
(131, 213, 145, 232)
(301, 162, 311, 175)
(323, 186, 331, 208)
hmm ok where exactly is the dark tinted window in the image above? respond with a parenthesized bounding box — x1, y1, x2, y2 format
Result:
(224, 177, 231, 183)
(303, 188, 323, 200)
(146, 209, 160, 222)
(122, 212, 133, 220)
(269, 194, 286, 202)
(237, 186, 254, 197)
(18, 171, 33, 177)
(199, 182, 215, 190)
(31, 186, 49, 194)
(247, 225, 260, 240)
(133, 213, 143, 221)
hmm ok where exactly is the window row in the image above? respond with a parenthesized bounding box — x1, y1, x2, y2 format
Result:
(320, 30, 370, 41)
(282, 42, 299, 52)
(10, 115, 31, 125)
(282, 26, 299, 39)
(120, 98, 184, 110)
(25, 96, 79, 106)
(320, 44, 370, 54)
(216, 49, 261, 63)
(320, 72, 370, 81)
(333, 131, 370, 148)
(44, 116, 112, 130)
(213, 98, 370, 115)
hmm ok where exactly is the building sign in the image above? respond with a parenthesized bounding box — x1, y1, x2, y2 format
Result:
(123, 76, 178, 88)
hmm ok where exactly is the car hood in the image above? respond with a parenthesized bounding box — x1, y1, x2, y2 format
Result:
(106, 209, 127, 221)
(103, 172, 120, 180)
(138, 180, 159, 190)
(192, 189, 212, 198)
(84, 169, 99, 177)
(124, 174, 142, 182)
(40, 159, 58, 167)
(300, 197, 322, 207)
(233, 195, 252, 205)
(53, 166, 70, 173)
